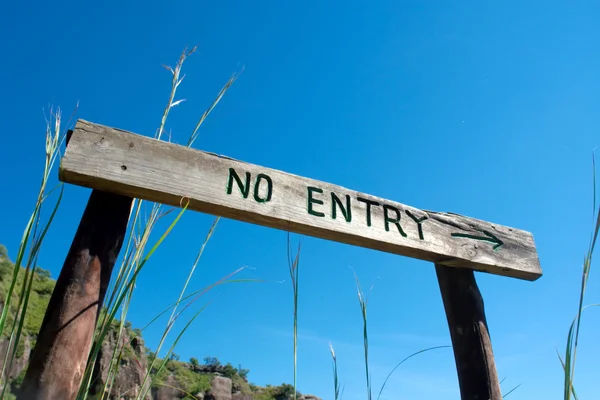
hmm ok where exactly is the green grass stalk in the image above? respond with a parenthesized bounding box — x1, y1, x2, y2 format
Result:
(136, 216, 226, 399)
(0, 106, 70, 396)
(503, 382, 523, 398)
(558, 151, 599, 400)
(351, 269, 374, 400)
(287, 233, 302, 400)
(138, 266, 254, 400)
(75, 45, 240, 399)
(376, 345, 450, 400)
(329, 343, 342, 400)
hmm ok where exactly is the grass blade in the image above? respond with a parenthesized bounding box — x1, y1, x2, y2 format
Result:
(287, 232, 302, 400)
(329, 343, 342, 400)
(503, 382, 523, 398)
(186, 70, 241, 148)
(350, 268, 375, 400)
(376, 345, 450, 400)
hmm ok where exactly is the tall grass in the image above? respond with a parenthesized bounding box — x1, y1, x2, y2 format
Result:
(0, 45, 245, 399)
(0, 104, 77, 397)
(352, 269, 374, 400)
(375, 345, 451, 400)
(287, 233, 302, 400)
(73, 47, 243, 400)
(326, 271, 449, 400)
(329, 343, 342, 400)
(558, 151, 600, 400)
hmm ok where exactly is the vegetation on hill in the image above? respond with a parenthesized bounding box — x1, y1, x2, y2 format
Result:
(0, 246, 54, 360)
(0, 247, 305, 400)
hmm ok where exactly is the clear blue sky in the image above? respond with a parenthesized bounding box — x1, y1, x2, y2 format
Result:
(1, 1, 599, 399)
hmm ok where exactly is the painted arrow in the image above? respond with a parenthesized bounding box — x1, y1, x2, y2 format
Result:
(451, 229, 504, 251)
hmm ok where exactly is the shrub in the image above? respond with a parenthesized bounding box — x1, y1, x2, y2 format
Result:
(203, 356, 220, 367)
(221, 362, 238, 378)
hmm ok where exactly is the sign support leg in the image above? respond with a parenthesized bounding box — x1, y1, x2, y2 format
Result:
(435, 264, 503, 400)
(18, 186, 133, 399)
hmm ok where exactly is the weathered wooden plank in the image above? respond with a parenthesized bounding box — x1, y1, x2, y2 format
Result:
(59, 119, 542, 280)
(435, 264, 502, 400)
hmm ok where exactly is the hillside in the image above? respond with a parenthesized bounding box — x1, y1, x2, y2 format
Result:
(0, 245, 320, 400)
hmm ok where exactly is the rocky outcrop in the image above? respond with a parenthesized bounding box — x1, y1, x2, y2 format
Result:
(206, 376, 232, 400)
(90, 330, 152, 400)
(0, 335, 31, 381)
(153, 374, 182, 400)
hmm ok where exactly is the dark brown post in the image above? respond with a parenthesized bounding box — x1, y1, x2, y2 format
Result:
(18, 132, 133, 399)
(435, 264, 502, 400)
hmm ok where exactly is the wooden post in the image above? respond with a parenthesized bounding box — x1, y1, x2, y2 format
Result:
(435, 264, 502, 400)
(18, 131, 133, 399)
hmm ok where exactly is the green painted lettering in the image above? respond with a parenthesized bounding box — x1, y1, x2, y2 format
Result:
(226, 168, 250, 198)
(357, 197, 380, 227)
(253, 173, 273, 203)
(383, 205, 407, 237)
(405, 210, 428, 240)
(451, 230, 504, 251)
(331, 192, 352, 222)
(307, 186, 325, 217)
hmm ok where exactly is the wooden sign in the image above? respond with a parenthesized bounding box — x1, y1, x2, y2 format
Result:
(59, 120, 542, 281)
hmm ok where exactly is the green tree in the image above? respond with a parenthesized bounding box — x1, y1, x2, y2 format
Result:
(272, 384, 300, 400)
(203, 356, 220, 367)
(222, 363, 237, 378)
(35, 267, 51, 279)
(190, 357, 199, 367)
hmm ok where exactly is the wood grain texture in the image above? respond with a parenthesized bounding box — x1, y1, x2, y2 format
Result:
(435, 264, 503, 400)
(18, 185, 133, 400)
(59, 119, 542, 281)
